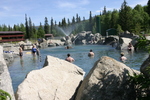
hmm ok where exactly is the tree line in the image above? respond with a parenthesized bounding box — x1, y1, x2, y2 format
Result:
(0, 0, 150, 40)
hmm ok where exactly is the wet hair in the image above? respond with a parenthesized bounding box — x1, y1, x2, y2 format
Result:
(67, 53, 70, 57)
(90, 49, 93, 52)
(120, 52, 124, 56)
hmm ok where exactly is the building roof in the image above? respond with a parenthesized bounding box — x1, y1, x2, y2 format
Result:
(0, 31, 24, 34)
(45, 34, 53, 37)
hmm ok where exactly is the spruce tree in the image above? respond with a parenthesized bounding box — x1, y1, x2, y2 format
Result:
(102, 6, 107, 15)
(37, 22, 44, 38)
(29, 17, 33, 38)
(119, 0, 133, 32)
(44, 17, 50, 34)
(50, 17, 53, 34)
(147, 0, 150, 16)
(25, 14, 29, 39)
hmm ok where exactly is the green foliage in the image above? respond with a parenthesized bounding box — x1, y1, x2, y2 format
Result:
(129, 73, 150, 99)
(116, 24, 124, 35)
(147, 0, 150, 16)
(1, 0, 150, 38)
(136, 36, 150, 53)
(44, 17, 50, 34)
(0, 89, 11, 100)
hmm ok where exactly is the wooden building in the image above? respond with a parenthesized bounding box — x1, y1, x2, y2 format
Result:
(45, 34, 53, 40)
(0, 31, 24, 42)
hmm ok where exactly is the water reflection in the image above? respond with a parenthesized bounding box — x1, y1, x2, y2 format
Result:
(20, 58, 24, 67)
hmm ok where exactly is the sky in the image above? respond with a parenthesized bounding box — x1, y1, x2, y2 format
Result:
(0, 0, 148, 27)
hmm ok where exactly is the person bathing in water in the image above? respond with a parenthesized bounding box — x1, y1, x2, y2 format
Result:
(88, 49, 94, 57)
(128, 42, 133, 51)
(120, 52, 127, 61)
(65, 53, 75, 62)
(19, 45, 23, 57)
(32, 45, 37, 55)
(65, 46, 72, 49)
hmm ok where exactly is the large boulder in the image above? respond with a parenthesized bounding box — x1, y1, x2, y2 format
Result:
(75, 56, 140, 100)
(120, 31, 135, 38)
(0, 46, 15, 100)
(140, 55, 150, 77)
(116, 37, 133, 50)
(16, 55, 85, 100)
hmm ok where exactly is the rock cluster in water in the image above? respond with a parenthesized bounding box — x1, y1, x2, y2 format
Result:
(16, 55, 140, 100)
(1, 30, 150, 100)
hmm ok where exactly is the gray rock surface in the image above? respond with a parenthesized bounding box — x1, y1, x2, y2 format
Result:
(116, 37, 133, 50)
(16, 55, 85, 100)
(140, 55, 150, 77)
(75, 56, 140, 100)
(0, 46, 15, 100)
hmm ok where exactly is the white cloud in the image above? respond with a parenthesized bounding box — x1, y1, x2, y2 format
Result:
(56, 0, 90, 9)
(57, 1, 77, 8)
(2, 6, 11, 11)
(79, 0, 90, 5)
(128, 0, 147, 8)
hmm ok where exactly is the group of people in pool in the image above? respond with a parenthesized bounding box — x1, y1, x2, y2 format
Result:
(65, 42, 134, 63)
(65, 49, 95, 63)
(19, 44, 40, 57)
(19, 42, 133, 62)
(120, 42, 134, 62)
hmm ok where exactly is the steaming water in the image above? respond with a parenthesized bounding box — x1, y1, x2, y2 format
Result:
(8, 45, 148, 93)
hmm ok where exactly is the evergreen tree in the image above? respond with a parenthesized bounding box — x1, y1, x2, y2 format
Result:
(19, 23, 25, 32)
(72, 16, 75, 24)
(96, 16, 101, 33)
(44, 17, 50, 34)
(50, 17, 54, 34)
(2, 24, 8, 31)
(142, 12, 150, 33)
(89, 11, 93, 31)
(25, 14, 29, 39)
(76, 13, 79, 23)
(119, 0, 133, 32)
(29, 17, 33, 38)
(62, 18, 67, 27)
(147, 0, 150, 16)
(8, 25, 12, 31)
(37, 22, 45, 38)
(102, 6, 107, 15)
(13, 24, 18, 31)
(110, 9, 119, 28)
(55, 21, 57, 26)
(0, 25, 2, 31)
(131, 5, 144, 34)
(32, 23, 37, 39)
(83, 17, 85, 21)
(67, 18, 71, 26)
(92, 23, 96, 34)
(78, 16, 81, 22)
(116, 24, 123, 35)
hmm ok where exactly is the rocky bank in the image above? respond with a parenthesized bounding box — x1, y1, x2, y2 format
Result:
(0, 46, 15, 100)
